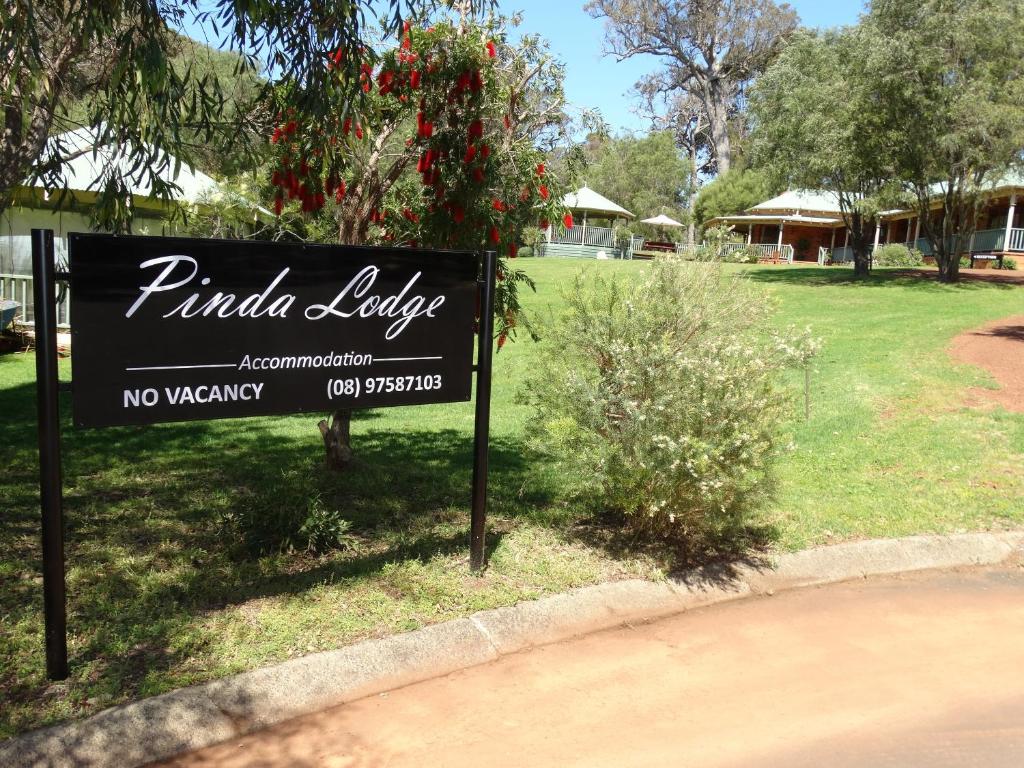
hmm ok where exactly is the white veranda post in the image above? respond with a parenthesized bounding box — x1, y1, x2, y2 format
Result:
(776, 222, 784, 249)
(746, 228, 752, 245)
(581, 212, 587, 246)
(1004, 194, 1017, 251)
(873, 221, 881, 251)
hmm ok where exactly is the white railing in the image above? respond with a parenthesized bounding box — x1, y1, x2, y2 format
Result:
(818, 247, 830, 266)
(752, 243, 794, 262)
(0, 273, 71, 328)
(1009, 228, 1024, 252)
(551, 224, 617, 248)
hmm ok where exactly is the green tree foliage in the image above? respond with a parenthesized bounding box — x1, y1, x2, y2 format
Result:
(584, 131, 690, 235)
(866, 0, 1024, 282)
(693, 167, 775, 228)
(266, 15, 572, 469)
(0, 0, 493, 230)
(749, 28, 902, 278)
(586, 0, 798, 174)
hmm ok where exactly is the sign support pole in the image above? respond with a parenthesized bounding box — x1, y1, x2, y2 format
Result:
(32, 228, 69, 680)
(470, 250, 496, 572)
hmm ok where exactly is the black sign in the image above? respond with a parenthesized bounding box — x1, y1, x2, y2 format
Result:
(69, 233, 478, 427)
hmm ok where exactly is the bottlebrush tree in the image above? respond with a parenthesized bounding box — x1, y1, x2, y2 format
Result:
(266, 16, 573, 468)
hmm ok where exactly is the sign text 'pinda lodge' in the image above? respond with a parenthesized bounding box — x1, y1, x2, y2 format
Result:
(69, 233, 479, 427)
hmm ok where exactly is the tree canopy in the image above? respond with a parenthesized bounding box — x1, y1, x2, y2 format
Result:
(586, 0, 798, 174)
(867, 0, 1024, 281)
(583, 130, 690, 233)
(0, 0, 494, 230)
(693, 167, 775, 228)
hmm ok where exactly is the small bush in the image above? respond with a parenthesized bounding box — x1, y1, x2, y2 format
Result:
(999, 257, 1018, 270)
(219, 467, 356, 555)
(873, 244, 924, 267)
(524, 258, 812, 546)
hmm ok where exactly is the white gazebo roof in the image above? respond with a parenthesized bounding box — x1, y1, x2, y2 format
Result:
(562, 186, 635, 219)
(640, 213, 684, 227)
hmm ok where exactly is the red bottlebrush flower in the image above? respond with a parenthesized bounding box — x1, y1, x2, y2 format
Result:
(403, 20, 412, 33)
(457, 71, 471, 91)
(335, 180, 346, 203)
(423, 121, 433, 138)
(509, 243, 518, 259)
(489, 225, 501, 244)
(453, 205, 465, 224)
(463, 144, 477, 164)
(355, 124, 364, 140)
(492, 199, 506, 212)
(273, 196, 283, 216)
(536, 162, 545, 176)
(377, 69, 395, 88)
(497, 331, 507, 349)
(285, 120, 298, 135)
(331, 47, 344, 66)
(540, 218, 550, 230)
(270, 127, 283, 144)
(343, 118, 352, 135)
(410, 69, 421, 89)
(469, 119, 484, 138)
(563, 212, 574, 228)
(314, 192, 325, 209)
(470, 70, 483, 92)
(486, 40, 497, 59)
(480, 143, 490, 159)
(271, 170, 282, 186)
(539, 184, 550, 200)
(472, 167, 485, 183)
(401, 35, 411, 51)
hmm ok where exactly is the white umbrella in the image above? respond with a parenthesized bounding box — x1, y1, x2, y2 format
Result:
(640, 213, 684, 227)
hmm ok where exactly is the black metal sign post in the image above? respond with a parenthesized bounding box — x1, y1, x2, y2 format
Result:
(31, 228, 69, 681)
(470, 250, 496, 572)
(30, 230, 497, 677)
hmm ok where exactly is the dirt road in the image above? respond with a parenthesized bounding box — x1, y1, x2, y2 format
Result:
(154, 566, 1024, 768)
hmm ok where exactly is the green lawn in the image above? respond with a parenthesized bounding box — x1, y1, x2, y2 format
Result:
(1, 260, 1022, 737)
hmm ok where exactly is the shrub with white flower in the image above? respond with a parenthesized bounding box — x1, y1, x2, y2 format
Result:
(524, 258, 813, 544)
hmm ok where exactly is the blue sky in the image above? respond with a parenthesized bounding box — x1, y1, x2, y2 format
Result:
(182, 1, 866, 135)
(504, 0, 866, 134)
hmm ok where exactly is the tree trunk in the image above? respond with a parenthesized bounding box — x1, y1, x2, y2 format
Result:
(704, 82, 731, 175)
(318, 409, 354, 470)
(853, 247, 871, 278)
(936, 252, 960, 283)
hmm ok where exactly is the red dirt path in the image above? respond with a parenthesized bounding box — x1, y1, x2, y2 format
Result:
(950, 314, 1024, 413)
(898, 268, 1024, 285)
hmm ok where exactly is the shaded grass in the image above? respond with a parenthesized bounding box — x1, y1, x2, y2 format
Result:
(1, 260, 1023, 737)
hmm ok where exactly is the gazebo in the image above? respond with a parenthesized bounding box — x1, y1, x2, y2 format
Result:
(541, 186, 635, 258)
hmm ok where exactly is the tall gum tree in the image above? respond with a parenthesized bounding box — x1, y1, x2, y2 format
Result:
(266, 18, 572, 469)
(867, 0, 1024, 283)
(749, 27, 901, 279)
(585, 0, 798, 174)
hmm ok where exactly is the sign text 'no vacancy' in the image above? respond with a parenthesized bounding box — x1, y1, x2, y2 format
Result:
(69, 233, 478, 427)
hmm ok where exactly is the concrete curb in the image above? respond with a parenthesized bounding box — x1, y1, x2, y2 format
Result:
(3, 531, 1021, 768)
